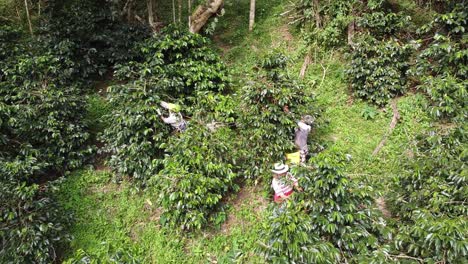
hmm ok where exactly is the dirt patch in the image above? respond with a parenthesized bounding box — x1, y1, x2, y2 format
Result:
(213, 35, 232, 56)
(220, 185, 268, 234)
(376, 197, 391, 218)
(279, 24, 294, 42)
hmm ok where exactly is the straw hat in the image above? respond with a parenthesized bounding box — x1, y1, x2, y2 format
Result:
(272, 163, 289, 174)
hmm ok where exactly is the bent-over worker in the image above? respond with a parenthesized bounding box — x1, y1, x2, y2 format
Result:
(295, 115, 314, 163)
(157, 101, 187, 132)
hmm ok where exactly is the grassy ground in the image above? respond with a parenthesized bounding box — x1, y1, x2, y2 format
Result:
(57, 0, 433, 262)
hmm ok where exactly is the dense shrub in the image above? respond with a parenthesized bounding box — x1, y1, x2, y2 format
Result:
(423, 75, 467, 121)
(155, 125, 239, 230)
(102, 28, 230, 183)
(39, 0, 150, 78)
(0, 165, 71, 264)
(347, 37, 414, 105)
(414, 2, 467, 121)
(101, 83, 170, 182)
(0, 27, 90, 179)
(258, 149, 389, 262)
(257, 202, 340, 263)
(114, 26, 230, 103)
(389, 127, 467, 262)
(357, 11, 411, 38)
(237, 53, 319, 179)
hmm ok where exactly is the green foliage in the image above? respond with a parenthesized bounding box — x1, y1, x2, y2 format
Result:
(101, 83, 170, 183)
(357, 11, 411, 38)
(0, 22, 91, 178)
(395, 211, 467, 263)
(361, 105, 379, 120)
(154, 125, 239, 230)
(0, 180, 72, 264)
(423, 75, 467, 121)
(294, 0, 355, 49)
(258, 202, 339, 263)
(347, 37, 414, 105)
(390, 128, 467, 219)
(40, 0, 150, 78)
(102, 28, 230, 183)
(413, 2, 467, 121)
(294, 150, 389, 260)
(258, 149, 389, 262)
(389, 127, 467, 262)
(114, 26, 230, 103)
(237, 53, 319, 179)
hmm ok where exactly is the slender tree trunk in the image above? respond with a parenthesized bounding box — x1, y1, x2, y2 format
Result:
(299, 53, 311, 79)
(24, 0, 33, 35)
(347, 20, 355, 45)
(189, 0, 224, 33)
(188, 0, 192, 28)
(147, 0, 158, 31)
(172, 0, 176, 23)
(248, 0, 255, 31)
(123, 0, 136, 23)
(38, 0, 41, 17)
(313, 0, 321, 28)
(178, 0, 182, 23)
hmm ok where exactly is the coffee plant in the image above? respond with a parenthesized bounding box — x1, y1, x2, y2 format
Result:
(257, 201, 340, 264)
(0, 179, 72, 264)
(297, 150, 389, 260)
(39, 0, 150, 78)
(0, 24, 91, 179)
(258, 149, 390, 262)
(155, 125, 239, 230)
(389, 127, 467, 262)
(237, 53, 319, 179)
(413, 2, 467, 122)
(101, 82, 170, 183)
(347, 36, 414, 106)
(113, 26, 230, 104)
(102, 28, 230, 183)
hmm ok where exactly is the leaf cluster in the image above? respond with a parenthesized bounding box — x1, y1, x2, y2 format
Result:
(347, 37, 414, 106)
(236, 53, 320, 179)
(258, 150, 389, 262)
(154, 125, 239, 230)
(413, 2, 467, 122)
(389, 127, 467, 262)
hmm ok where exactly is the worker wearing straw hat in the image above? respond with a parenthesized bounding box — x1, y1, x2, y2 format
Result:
(271, 163, 301, 203)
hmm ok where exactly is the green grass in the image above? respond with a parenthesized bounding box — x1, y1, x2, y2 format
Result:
(58, 170, 266, 263)
(58, 0, 435, 262)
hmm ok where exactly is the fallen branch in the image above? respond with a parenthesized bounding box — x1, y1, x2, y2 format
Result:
(299, 53, 311, 79)
(388, 254, 424, 263)
(372, 98, 400, 156)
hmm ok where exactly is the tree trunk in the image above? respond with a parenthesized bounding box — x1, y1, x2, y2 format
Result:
(24, 0, 33, 35)
(147, 0, 158, 31)
(299, 53, 311, 79)
(172, 0, 176, 23)
(347, 20, 355, 45)
(248, 0, 255, 31)
(313, 0, 321, 28)
(189, 0, 224, 34)
(188, 0, 192, 28)
(123, 0, 136, 23)
(178, 0, 182, 23)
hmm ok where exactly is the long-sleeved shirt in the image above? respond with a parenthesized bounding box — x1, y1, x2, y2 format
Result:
(162, 111, 186, 131)
(272, 173, 298, 196)
(294, 121, 311, 150)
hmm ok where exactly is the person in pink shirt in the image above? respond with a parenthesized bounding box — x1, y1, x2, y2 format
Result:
(271, 163, 302, 203)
